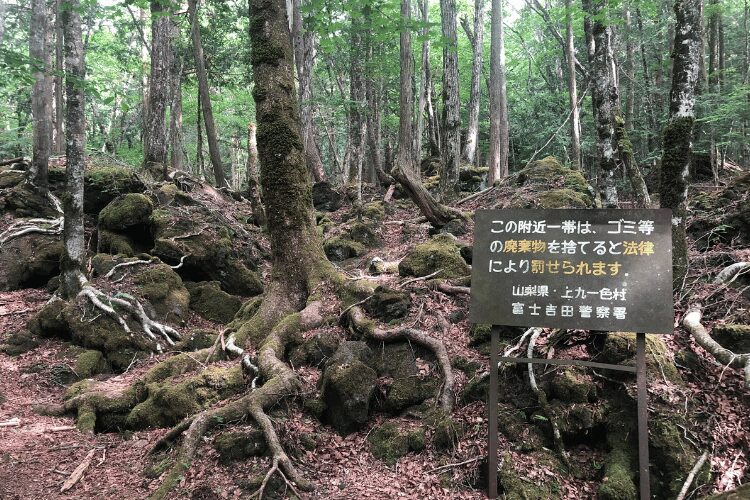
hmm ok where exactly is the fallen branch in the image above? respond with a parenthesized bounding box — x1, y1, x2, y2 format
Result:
(431, 281, 470, 295)
(0, 156, 24, 166)
(426, 456, 483, 474)
(682, 304, 750, 388)
(399, 269, 443, 287)
(0, 418, 21, 427)
(676, 450, 710, 500)
(713, 262, 750, 285)
(456, 186, 495, 206)
(60, 448, 96, 493)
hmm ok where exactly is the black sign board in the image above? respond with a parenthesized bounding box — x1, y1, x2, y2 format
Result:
(470, 209, 674, 333)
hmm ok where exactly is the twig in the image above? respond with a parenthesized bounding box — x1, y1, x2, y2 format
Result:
(60, 449, 96, 492)
(0, 418, 21, 427)
(676, 450, 710, 500)
(399, 269, 443, 287)
(426, 456, 483, 473)
(338, 295, 374, 321)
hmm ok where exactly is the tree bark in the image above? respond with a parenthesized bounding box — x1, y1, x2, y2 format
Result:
(169, 48, 184, 172)
(635, 8, 657, 154)
(565, 0, 581, 170)
(188, 0, 228, 187)
(30, 0, 51, 193)
(144, 0, 171, 175)
(461, 0, 485, 166)
(395, 0, 418, 177)
(439, 0, 461, 201)
(53, 0, 65, 154)
(487, 0, 509, 184)
(623, 3, 635, 134)
(348, 14, 367, 199)
(660, 0, 702, 287)
(60, 0, 86, 299)
(246, 123, 266, 227)
(416, 0, 431, 161)
(291, 0, 325, 182)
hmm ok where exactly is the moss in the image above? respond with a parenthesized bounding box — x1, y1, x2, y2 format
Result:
(518, 156, 590, 193)
(0, 329, 40, 356)
(174, 330, 217, 352)
(398, 234, 470, 279)
(323, 236, 365, 261)
(186, 281, 242, 324)
(536, 188, 592, 209)
(368, 423, 411, 465)
(289, 332, 340, 367)
(303, 398, 327, 419)
(213, 430, 267, 463)
(362, 202, 385, 221)
(363, 286, 411, 322)
(550, 369, 596, 403)
(228, 296, 264, 330)
(598, 446, 637, 500)
(98, 193, 153, 231)
(0, 233, 64, 291)
(321, 359, 377, 434)
(497, 408, 547, 452)
(75, 350, 109, 378)
(427, 410, 464, 452)
(498, 452, 560, 499)
(712, 324, 750, 352)
(597, 333, 681, 382)
(28, 300, 69, 338)
(650, 415, 712, 498)
(133, 263, 190, 321)
(126, 365, 245, 429)
(144, 457, 173, 479)
(348, 222, 381, 247)
(383, 378, 439, 414)
(98, 229, 136, 256)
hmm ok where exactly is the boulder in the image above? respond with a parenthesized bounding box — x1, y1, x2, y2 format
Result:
(0, 234, 63, 291)
(312, 181, 342, 211)
(320, 341, 376, 434)
(133, 263, 190, 323)
(48, 165, 147, 215)
(288, 331, 341, 367)
(460, 165, 489, 192)
(363, 286, 411, 322)
(368, 423, 423, 465)
(497, 156, 594, 209)
(185, 281, 242, 324)
(398, 233, 470, 279)
(323, 236, 365, 261)
(348, 222, 381, 247)
(712, 324, 750, 353)
(689, 173, 750, 248)
(371, 342, 439, 414)
(213, 430, 267, 463)
(549, 368, 597, 403)
(98, 193, 153, 231)
(594, 332, 680, 382)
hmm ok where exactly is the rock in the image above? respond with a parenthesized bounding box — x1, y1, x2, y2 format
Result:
(498, 156, 594, 209)
(323, 236, 365, 261)
(320, 342, 376, 434)
(427, 409, 464, 452)
(368, 423, 422, 465)
(0, 234, 63, 291)
(312, 181, 342, 211)
(370, 342, 439, 414)
(0, 329, 40, 356)
(186, 281, 242, 324)
(303, 398, 327, 419)
(459, 244, 473, 264)
(98, 193, 153, 231)
(712, 324, 750, 353)
(213, 430, 267, 463)
(75, 350, 110, 378)
(175, 330, 217, 352)
(549, 369, 597, 403)
(363, 286, 411, 322)
(497, 406, 547, 452)
(348, 222, 381, 247)
(496, 452, 561, 499)
(47, 165, 147, 215)
(428, 218, 469, 237)
(689, 173, 750, 248)
(459, 165, 488, 192)
(704, 484, 750, 499)
(362, 202, 385, 221)
(650, 415, 711, 498)
(398, 233, 470, 279)
(133, 263, 190, 323)
(28, 300, 69, 338)
(551, 402, 605, 440)
(289, 331, 341, 367)
(595, 332, 681, 382)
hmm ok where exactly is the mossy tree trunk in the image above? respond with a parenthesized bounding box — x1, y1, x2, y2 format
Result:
(394, 0, 418, 176)
(461, 0, 484, 166)
(439, 0, 461, 201)
(60, 0, 86, 299)
(660, 0, 703, 287)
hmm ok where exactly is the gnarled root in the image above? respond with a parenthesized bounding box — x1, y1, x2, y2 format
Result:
(683, 303, 750, 388)
(345, 305, 455, 412)
(0, 192, 64, 244)
(149, 300, 324, 499)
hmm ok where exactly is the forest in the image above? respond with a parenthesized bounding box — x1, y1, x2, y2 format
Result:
(0, 0, 748, 497)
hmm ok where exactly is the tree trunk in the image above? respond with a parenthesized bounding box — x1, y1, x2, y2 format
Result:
(635, 8, 657, 154)
(246, 123, 266, 227)
(60, 0, 86, 299)
(291, 0, 325, 182)
(188, 0, 227, 187)
(565, 0, 581, 170)
(347, 14, 366, 200)
(196, 91, 204, 177)
(143, 0, 171, 174)
(623, 3, 635, 134)
(0, 2, 7, 46)
(461, 0, 485, 165)
(395, 0, 418, 176)
(487, 0, 509, 184)
(416, 0, 430, 162)
(439, 0, 461, 201)
(30, 0, 51, 193)
(660, 0, 702, 287)
(169, 48, 184, 172)
(365, 36, 386, 184)
(54, 0, 64, 154)
(744, 0, 749, 167)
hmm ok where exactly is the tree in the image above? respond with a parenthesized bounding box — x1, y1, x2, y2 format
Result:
(188, 0, 228, 187)
(60, 0, 86, 298)
(394, 0, 417, 176)
(246, 122, 265, 226)
(660, 0, 703, 286)
(30, 0, 52, 193)
(347, 10, 367, 199)
(565, 0, 581, 170)
(54, 0, 65, 154)
(292, 0, 325, 182)
(487, 0, 509, 184)
(169, 20, 184, 172)
(438, 0, 461, 201)
(143, 0, 171, 175)
(461, 0, 485, 165)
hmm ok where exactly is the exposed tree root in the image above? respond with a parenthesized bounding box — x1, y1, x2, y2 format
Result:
(346, 305, 455, 412)
(713, 262, 750, 285)
(0, 191, 63, 244)
(683, 303, 750, 388)
(526, 328, 570, 468)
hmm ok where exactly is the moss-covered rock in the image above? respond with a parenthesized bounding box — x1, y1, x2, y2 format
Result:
(98, 193, 153, 231)
(428, 410, 464, 451)
(321, 359, 376, 434)
(598, 402, 637, 500)
(497, 452, 561, 499)
(303, 398, 327, 419)
(550, 369, 597, 403)
(213, 430, 267, 463)
(185, 281, 242, 324)
(288, 331, 341, 367)
(323, 236, 365, 261)
(312, 181, 342, 211)
(28, 300, 70, 338)
(363, 286, 411, 322)
(174, 329, 217, 352)
(348, 222, 381, 247)
(0, 329, 40, 356)
(369, 342, 440, 414)
(0, 233, 63, 291)
(362, 202, 385, 221)
(688, 173, 750, 248)
(497, 406, 547, 452)
(460, 166, 489, 192)
(368, 423, 423, 465)
(398, 233, 470, 279)
(497, 156, 594, 209)
(712, 324, 750, 353)
(595, 333, 681, 382)
(75, 350, 109, 378)
(97, 230, 137, 256)
(133, 263, 190, 323)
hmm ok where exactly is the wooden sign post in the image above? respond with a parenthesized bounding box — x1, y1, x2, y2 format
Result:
(470, 209, 674, 499)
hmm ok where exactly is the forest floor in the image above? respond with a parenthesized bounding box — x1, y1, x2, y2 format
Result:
(0, 181, 748, 499)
